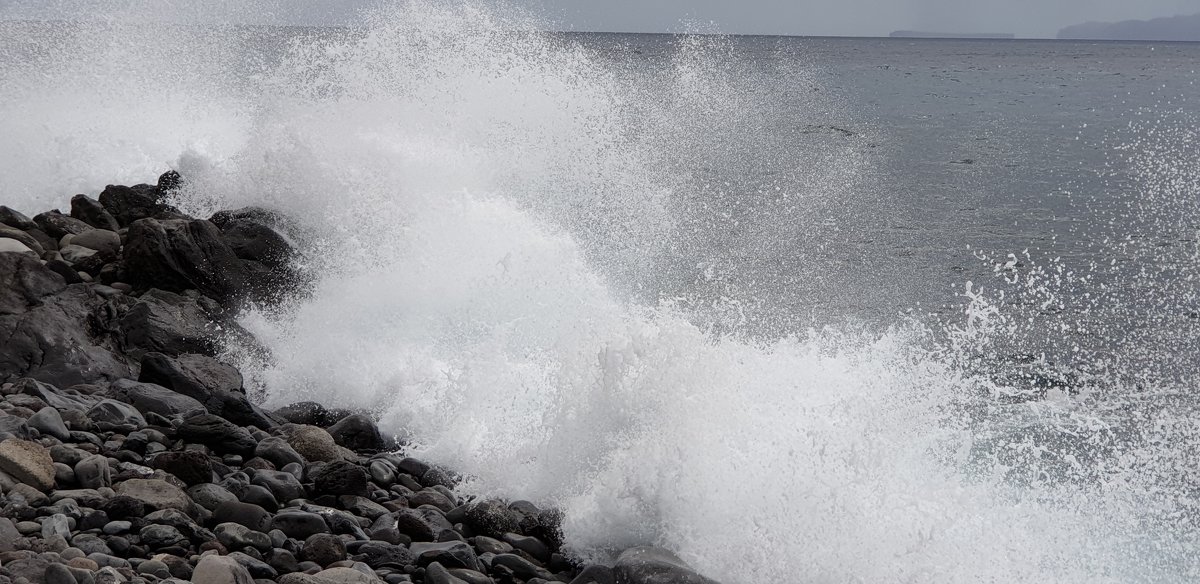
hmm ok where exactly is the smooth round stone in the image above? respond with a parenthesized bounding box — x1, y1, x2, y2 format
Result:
(16, 521, 41, 535)
(102, 521, 132, 535)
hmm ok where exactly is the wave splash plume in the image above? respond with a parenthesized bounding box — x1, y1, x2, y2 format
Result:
(2, 2, 1198, 582)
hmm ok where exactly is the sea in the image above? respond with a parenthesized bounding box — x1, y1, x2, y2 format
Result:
(2, 5, 1200, 583)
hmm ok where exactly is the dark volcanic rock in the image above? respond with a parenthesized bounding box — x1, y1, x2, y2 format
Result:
(122, 218, 251, 302)
(214, 216, 294, 269)
(139, 352, 278, 429)
(0, 285, 133, 386)
(151, 450, 213, 486)
(327, 414, 386, 452)
(0, 250, 66, 316)
(302, 533, 347, 567)
(0, 206, 37, 231)
(98, 184, 165, 227)
(463, 500, 522, 539)
(410, 541, 478, 571)
(310, 460, 369, 497)
(612, 546, 720, 584)
(86, 399, 146, 430)
(393, 507, 455, 542)
(70, 195, 121, 232)
(119, 288, 250, 358)
(269, 511, 328, 539)
(212, 501, 272, 532)
(33, 211, 93, 240)
(273, 402, 340, 427)
(109, 378, 205, 418)
(177, 413, 258, 456)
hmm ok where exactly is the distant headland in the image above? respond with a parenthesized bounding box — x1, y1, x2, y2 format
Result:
(1058, 13, 1200, 41)
(889, 31, 1015, 39)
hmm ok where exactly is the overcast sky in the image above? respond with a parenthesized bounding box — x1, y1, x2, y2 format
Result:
(3, 0, 1199, 38)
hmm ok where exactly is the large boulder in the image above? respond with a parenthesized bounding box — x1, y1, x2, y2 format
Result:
(98, 184, 167, 227)
(327, 413, 386, 452)
(0, 206, 37, 230)
(139, 352, 278, 428)
(33, 210, 93, 240)
(119, 288, 258, 358)
(309, 460, 369, 497)
(177, 413, 258, 456)
(278, 424, 341, 463)
(70, 195, 121, 232)
(0, 438, 55, 491)
(108, 378, 205, 418)
(210, 213, 294, 269)
(613, 547, 720, 584)
(123, 218, 251, 303)
(0, 251, 65, 316)
(0, 279, 134, 387)
(115, 478, 193, 515)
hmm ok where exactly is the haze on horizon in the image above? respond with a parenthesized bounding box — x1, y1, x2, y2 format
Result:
(0, 0, 1198, 39)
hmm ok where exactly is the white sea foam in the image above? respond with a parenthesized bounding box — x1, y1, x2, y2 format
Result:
(1, 2, 1197, 582)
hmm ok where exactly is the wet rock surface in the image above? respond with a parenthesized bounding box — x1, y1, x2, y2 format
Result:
(0, 179, 721, 584)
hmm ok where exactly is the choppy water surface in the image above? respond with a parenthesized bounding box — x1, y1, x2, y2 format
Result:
(2, 5, 1200, 582)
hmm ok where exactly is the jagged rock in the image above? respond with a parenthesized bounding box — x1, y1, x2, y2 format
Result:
(118, 288, 226, 357)
(0, 438, 55, 491)
(139, 352, 277, 428)
(34, 211, 93, 240)
(151, 450, 213, 486)
(0, 250, 65, 315)
(122, 217, 251, 302)
(13, 378, 102, 413)
(0, 273, 134, 387)
(212, 215, 294, 269)
(612, 547, 720, 584)
(108, 378, 205, 418)
(177, 413, 258, 456)
(98, 184, 165, 228)
(70, 195, 121, 232)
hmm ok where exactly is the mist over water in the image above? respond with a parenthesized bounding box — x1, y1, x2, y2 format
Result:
(2, 2, 1200, 582)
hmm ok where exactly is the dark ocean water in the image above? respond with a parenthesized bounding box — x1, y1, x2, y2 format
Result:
(3, 14, 1200, 582)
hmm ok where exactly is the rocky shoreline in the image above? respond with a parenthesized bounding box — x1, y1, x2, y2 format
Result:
(0, 174, 717, 584)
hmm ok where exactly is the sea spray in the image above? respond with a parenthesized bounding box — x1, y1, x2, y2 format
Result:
(1, 1, 1199, 582)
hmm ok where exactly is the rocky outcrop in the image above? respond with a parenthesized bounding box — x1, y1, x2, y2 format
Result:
(0, 176, 717, 584)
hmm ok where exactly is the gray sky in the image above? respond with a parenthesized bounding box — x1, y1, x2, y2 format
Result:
(3, 0, 1199, 38)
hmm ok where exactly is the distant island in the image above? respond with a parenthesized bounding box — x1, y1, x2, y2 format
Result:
(1058, 13, 1200, 41)
(889, 31, 1015, 39)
